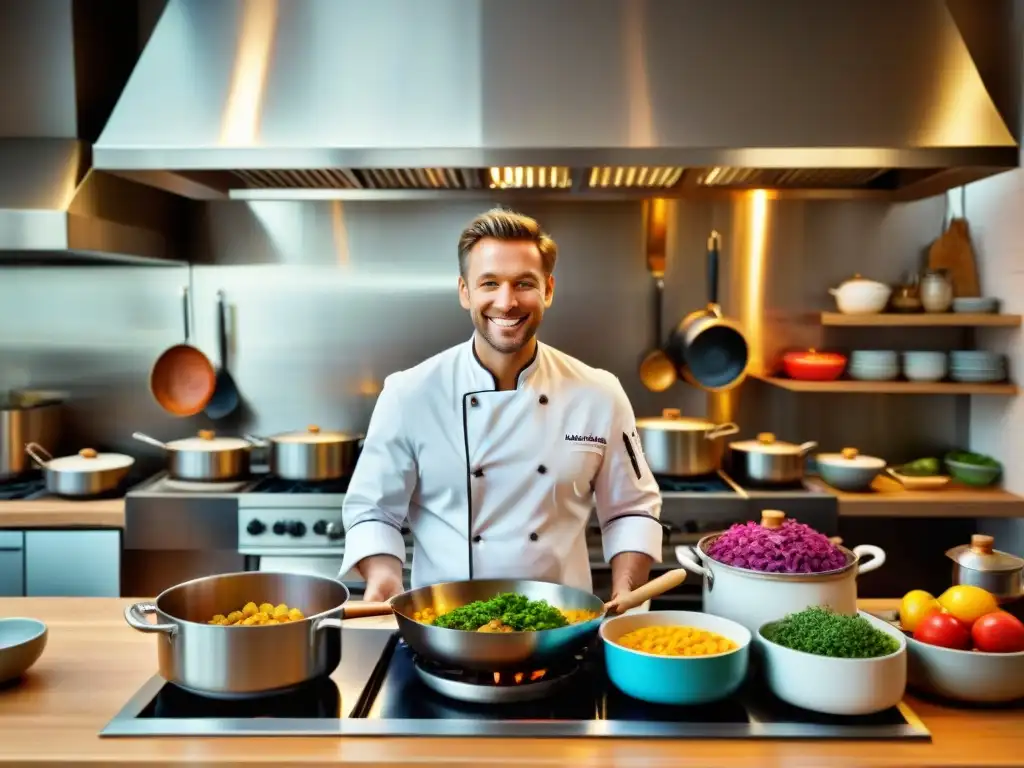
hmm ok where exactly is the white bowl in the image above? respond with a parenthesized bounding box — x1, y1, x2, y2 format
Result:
(904, 630, 1024, 703)
(952, 297, 1000, 314)
(902, 352, 948, 382)
(757, 611, 907, 715)
(830, 280, 892, 315)
(0, 618, 48, 684)
(850, 350, 899, 366)
(849, 366, 899, 382)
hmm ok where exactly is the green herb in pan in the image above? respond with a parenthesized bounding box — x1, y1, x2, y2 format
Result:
(762, 606, 899, 658)
(432, 593, 569, 631)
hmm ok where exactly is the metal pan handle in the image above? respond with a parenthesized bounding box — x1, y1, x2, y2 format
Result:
(124, 602, 178, 637)
(707, 230, 721, 306)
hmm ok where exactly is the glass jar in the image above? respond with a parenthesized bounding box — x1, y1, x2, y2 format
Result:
(920, 269, 953, 313)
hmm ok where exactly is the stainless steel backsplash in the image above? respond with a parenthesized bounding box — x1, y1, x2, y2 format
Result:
(0, 196, 960, 469)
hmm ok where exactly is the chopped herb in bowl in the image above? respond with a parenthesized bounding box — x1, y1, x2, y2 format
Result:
(760, 606, 900, 659)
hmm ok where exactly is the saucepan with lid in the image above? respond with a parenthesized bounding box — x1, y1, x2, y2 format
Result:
(245, 425, 363, 481)
(727, 432, 817, 486)
(132, 429, 254, 481)
(947, 534, 1023, 604)
(25, 443, 135, 497)
(634, 408, 739, 476)
(342, 569, 690, 672)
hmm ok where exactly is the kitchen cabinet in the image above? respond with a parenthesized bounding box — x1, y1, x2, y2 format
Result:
(24, 531, 121, 597)
(0, 530, 120, 597)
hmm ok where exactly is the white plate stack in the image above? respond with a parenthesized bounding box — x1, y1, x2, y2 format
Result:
(949, 351, 1008, 383)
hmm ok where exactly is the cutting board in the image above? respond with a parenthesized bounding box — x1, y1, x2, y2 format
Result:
(927, 217, 981, 297)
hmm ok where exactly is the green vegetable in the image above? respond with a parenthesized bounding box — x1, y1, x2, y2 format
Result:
(762, 606, 899, 659)
(900, 457, 941, 476)
(946, 450, 1000, 468)
(432, 593, 569, 632)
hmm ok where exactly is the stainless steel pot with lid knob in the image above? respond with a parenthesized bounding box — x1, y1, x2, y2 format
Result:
(946, 534, 1024, 603)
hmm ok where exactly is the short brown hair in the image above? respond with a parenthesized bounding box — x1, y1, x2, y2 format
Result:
(457, 208, 558, 278)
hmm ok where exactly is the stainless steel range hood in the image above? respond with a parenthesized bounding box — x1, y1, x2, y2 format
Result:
(0, 0, 186, 265)
(95, 0, 1020, 202)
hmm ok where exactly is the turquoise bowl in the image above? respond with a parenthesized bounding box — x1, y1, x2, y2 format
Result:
(599, 610, 751, 705)
(945, 457, 1002, 487)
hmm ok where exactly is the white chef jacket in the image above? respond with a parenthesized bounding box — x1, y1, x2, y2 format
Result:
(338, 336, 663, 592)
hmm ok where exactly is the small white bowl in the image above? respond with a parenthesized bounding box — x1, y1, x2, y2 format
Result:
(952, 297, 1000, 314)
(0, 618, 48, 684)
(757, 611, 907, 715)
(902, 351, 948, 383)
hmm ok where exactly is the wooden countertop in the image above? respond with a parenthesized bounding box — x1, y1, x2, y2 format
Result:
(0, 598, 1021, 767)
(0, 498, 125, 529)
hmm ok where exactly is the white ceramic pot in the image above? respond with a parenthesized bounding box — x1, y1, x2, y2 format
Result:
(828, 275, 892, 315)
(757, 611, 907, 715)
(675, 539, 886, 635)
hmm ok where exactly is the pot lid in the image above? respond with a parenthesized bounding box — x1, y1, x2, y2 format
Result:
(946, 535, 1024, 573)
(167, 430, 252, 451)
(635, 408, 715, 431)
(272, 425, 361, 444)
(729, 432, 817, 455)
(46, 448, 135, 472)
(817, 447, 886, 470)
(837, 273, 887, 288)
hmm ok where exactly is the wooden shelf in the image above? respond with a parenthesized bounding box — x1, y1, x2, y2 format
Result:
(820, 312, 1022, 327)
(752, 374, 1018, 395)
(806, 475, 1024, 518)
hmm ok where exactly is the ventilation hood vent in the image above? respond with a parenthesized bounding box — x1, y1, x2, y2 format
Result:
(0, 0, 186, 265)
(95, 0, 1020, 202)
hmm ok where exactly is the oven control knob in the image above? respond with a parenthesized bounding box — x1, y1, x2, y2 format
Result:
(246, 519, 267, 536)
(325, 522, 344, 540)
(313, 520, 328, 536)
(272, 521, 286, 535)
(286, 521, 307, 537)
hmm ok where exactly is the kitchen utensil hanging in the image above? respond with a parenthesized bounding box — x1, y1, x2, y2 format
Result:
(927, 186, 980, 298)
(638, 201, 677, 392)
(205, 290, 241, 420)
(667, 231, 750, 391)
(149, 285, 216, 417)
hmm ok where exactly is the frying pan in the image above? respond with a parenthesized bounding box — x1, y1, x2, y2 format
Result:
(638, 200, 677, 392)
(667, 231, 750, 392)
(204, 290, 241, 420)
(150, 286, 216, 417)
(343, 569, 688, 671)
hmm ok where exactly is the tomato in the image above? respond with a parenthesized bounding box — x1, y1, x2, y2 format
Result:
(914, 611, 971, 650)
(971, 611, 1024, 654)
(937, 585, 999, 627)
(900, 589, 941, 633)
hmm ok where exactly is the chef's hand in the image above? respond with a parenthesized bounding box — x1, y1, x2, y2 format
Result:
(604, 552, 654, 615)
(357, 555, 405, 602)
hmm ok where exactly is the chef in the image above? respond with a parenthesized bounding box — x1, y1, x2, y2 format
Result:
(338, 208, 663, 608)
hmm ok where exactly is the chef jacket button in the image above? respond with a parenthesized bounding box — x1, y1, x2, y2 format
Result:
(473, 535, 482, 543)
(529, 532, 539, 541)
(469, 396, 479, 407)
(537, 464, 547, 474)
(539, 394, 548, 405)
(472, 468, 484, 478)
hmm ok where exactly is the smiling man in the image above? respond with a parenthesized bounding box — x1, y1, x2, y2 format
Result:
(338, 208, 663, 609)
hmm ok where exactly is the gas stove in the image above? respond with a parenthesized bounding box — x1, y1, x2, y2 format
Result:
(100, 627, 930, 740)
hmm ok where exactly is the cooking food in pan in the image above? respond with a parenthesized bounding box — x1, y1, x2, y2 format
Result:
(412, 592, 600, 632)
(208, 600, 305, 626)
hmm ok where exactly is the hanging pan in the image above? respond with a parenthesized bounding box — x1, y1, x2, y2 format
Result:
(149, 286, 216, 417)
(638, 202, 677, 392)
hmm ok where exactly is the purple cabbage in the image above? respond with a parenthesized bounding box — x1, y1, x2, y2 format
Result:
(706, 520, 847, 574)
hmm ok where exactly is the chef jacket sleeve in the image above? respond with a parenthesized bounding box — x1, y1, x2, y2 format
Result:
(592, 377, 664, 564)
(338, 374, 417, 578)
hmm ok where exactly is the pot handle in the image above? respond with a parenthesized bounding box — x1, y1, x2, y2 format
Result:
(314, 617, 342, 633)
(853, 545, 886, 575)
(675, 545, 712, 579)
(342, 600, 396, 619)
(798, 441, 819, 455)
(705, 422, 740, 440)
(132, 432, 167, 450)
(124, 602, 177, 636)
(24, 442, 53, 468)
(243, 434, 269, 448)
(606, 568, 688, 614)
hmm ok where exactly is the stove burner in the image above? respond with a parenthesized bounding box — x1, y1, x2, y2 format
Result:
(248, 476, 351, 494)
(0, 475, 45, 500)
(655, 474, 732, 493)
(412, 648, 584, 704)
